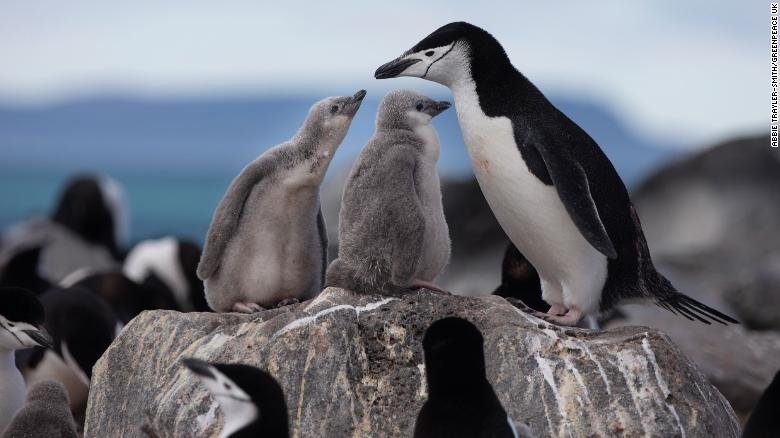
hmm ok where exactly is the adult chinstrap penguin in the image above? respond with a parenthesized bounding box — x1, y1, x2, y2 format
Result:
(0, 287, 54, 432)
(325, 90, 452, 295)
(414, 317, 523, 438)
(198, 90, 366, 313)
(183, 358, 289, 438)
(375, 22, 738, 326)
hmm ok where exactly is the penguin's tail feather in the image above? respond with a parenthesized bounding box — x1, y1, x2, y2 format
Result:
(652, 276, 739, 325)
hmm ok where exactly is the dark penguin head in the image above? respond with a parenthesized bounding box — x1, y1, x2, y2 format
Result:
(183, 358, 289, 438)
(0, 246, 51, 294)
(416, 317, 517, 438)
(376, 90, 451, 131)
(0, 286, 54, 351)
(492, 243, 548, 313)
(375, 22, 510, 87)
(52, 174, 126, 258)
(25, 286, 118, 384)
(743, 369, 780, 438)
(422, 317, 487, 397)
(72, 272, 178, 324)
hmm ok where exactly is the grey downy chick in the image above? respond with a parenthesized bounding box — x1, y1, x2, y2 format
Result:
(198, 90, 366, 313)
(326, 90, 451, 295)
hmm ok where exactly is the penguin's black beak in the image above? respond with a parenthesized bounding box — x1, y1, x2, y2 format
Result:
(375, 57, 421, 79)
(23, 329, 54, 350)
(424, 100, 451, 117)
(182, 357, 215, 380)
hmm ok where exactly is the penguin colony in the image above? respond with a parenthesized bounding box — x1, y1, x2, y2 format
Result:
(0, 21, 747, 438)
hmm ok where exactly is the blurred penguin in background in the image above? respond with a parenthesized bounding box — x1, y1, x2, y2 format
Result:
(68, 271, 179, 323)
(124, 237, 208, 312)
(1, 380, 78, 438)
(0, 173, 128, 285)
(492, 243, 546, 312)
(20, 286, 118, 420)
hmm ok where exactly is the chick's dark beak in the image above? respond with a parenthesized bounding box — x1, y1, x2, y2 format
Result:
(352, 89, 367, 103)
(23, 329, 54, 350)
(374, 57, 421, 79)
(425, 100, 452, 117)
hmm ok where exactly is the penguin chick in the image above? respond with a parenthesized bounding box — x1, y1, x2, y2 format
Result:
(1, 380, 78, 438)
(414, 317, 519, 438)
(198, 90, 366, 313)
(0, 287, 53, 432)
(326, 90, 452, 295)
(375, 22, 738, 326)
(743, 369, 780, 438)
(183, 358, 289, 438)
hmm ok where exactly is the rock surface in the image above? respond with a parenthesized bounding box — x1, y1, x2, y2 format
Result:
(85, 288, 739, 437)
(617, 134, 780, 416)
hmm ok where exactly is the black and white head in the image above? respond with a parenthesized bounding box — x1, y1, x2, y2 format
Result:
(301, 89, 367, 146)
(0, 286, 54, 351)
(377, 90, 450, 131)
(375, 22, 509, 87)
(183, 358, 289, 438)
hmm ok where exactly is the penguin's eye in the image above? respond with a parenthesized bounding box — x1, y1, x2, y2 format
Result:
(223, 382, 231, 390)
(7, 322, 14, 327)
(425, 50, 435, 57)
(415, 103, 424, 111)
(330, 105, 339, 114)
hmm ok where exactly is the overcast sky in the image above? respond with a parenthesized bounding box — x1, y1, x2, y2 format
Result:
(0, 1, 762, 148)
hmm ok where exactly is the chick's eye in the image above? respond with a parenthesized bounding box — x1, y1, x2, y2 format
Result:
(7, 322, 14, 327)
(330, 105, 339, 114)
(415, 103, 424, 111)
(425, 50, 435, 57)
(223, 382, 231, 390)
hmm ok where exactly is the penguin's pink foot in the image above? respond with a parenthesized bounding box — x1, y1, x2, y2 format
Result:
(547, 303, 568, 316)
(232, 302, 264, 313)
(410, 279, 451, 295)
(542, 308, 584, 326)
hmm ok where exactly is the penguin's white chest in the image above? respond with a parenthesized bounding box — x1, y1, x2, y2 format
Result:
(451, 85, 607, 309)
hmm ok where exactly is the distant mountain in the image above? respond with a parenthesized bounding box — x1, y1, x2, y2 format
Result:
(0, 93, 682, 243)
(0, 93, 678, 184)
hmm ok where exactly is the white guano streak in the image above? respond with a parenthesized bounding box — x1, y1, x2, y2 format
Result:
(642, 335, 686, 438)
(271, 298, 397, 340)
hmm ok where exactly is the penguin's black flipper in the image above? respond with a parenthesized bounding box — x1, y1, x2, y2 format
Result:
(528, 139, 617, 259)
(197, 153, 277, 280)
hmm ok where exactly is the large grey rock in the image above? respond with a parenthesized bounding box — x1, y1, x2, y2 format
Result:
(84, 288, 739, 437)
(617, 134, 780, 416)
